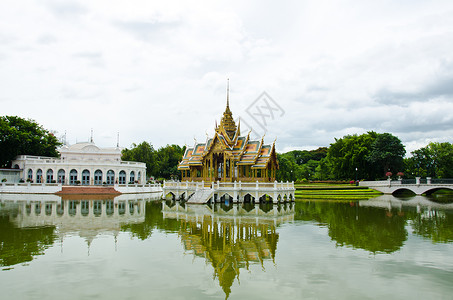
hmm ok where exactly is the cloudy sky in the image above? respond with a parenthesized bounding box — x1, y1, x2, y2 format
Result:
(2, 0, 453, 154)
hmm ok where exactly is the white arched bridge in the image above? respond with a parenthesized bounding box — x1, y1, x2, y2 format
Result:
(359, 177, 453, 195)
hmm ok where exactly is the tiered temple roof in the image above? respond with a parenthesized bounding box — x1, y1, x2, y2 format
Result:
(178, 87, 278, 180)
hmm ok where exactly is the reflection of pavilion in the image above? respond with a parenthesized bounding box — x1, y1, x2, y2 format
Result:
(162, 202, 294, 298)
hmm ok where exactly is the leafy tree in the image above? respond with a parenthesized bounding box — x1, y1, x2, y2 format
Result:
(284, 147, 327, 165)
(326, 132, 378, 180)
(405, 142, 453, 178)
(122, 142, 158, 177)
(326, 132, 405, 180)
(277, 147, 327, 181)
(121, 143, 185, 180)
(276, 154, 297, 181)
(366, 133, 405, 177)
(155, 144, 186, 179)
(429, 142, 453, 178)
(314, 158, 330, 180)
(0, 116, 61, 167)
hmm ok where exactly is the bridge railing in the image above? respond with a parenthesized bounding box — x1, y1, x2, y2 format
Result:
(432, 178, 453, 184)
(401, 179, 416, 184)
(163, 180, 295, 191)
(360, 178, 453, 187)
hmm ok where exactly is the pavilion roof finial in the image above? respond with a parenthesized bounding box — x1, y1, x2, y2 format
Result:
(226, 78, 230, 109)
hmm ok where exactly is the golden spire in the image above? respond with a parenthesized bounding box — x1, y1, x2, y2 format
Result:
(226, 78, 230, 110)
(217, 79, 236, 140)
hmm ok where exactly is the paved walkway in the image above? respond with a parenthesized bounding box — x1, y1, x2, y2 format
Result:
(56, 186, 121, 195)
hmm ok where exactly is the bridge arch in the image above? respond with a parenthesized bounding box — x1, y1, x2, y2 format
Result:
(423, 187, 453, 195)
(259, 193, 273, 203)
(391, 188, 416, 196)
(218, 191, 234, 199)
(243, 193, 255, 203)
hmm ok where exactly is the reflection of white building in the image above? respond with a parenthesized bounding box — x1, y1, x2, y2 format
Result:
(12, 142, 146, 185)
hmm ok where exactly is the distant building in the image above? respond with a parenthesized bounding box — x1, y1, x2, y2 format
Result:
(12, 142, 146, 185)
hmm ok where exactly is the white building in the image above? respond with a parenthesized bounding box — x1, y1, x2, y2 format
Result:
(12, 142, 146, 185)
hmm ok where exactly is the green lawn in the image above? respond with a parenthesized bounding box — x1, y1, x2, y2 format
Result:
(294, 184, 382, 200)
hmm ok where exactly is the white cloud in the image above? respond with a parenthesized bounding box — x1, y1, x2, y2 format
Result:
(1, 0, 453, 154)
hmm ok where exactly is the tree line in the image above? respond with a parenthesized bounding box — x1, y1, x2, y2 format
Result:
(2, 116, 453, 181)
(277, 131, 453, 182)
(121, 142, 185, 181)
(0, 116, 61, 168)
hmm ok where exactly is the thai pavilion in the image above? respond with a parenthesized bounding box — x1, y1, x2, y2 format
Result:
(178, 95, 279, 183)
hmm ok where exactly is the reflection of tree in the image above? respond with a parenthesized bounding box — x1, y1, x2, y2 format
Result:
(295, 201, 407, 253)
(0, 216, 56, 268)
(121, 201, 181, 239)
(411, 210, 453, 243)
(178, 217, 278, 299)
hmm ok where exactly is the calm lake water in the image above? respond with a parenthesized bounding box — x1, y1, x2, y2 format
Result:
(1, 193, 452, 299)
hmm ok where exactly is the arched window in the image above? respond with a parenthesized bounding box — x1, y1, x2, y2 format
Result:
(27, 169, 33, 182)
(69, 201, 77, 216)
(58, 169, 65, 184)
(36, 169, 43, 183)
(94, 170, 103, 185)
(13, 164, 19, 169)
(46, 169, 54, 183)
(35, 203, 41, 215)
(106, 170, 115, 185)
(57, 202, 64, 216)
(70, 169, 78, 185)
(129, 201, 134, 215)
(129, 171, 135, 184)
(93, 201, 102, 216)
(119, 170, 126, 184)
(81, 201, 89, 216)
(138, 171, 141, 184)
(45, 203, 52, 216)
(82, 169, 90, 185)
(106, 201, 114, 216)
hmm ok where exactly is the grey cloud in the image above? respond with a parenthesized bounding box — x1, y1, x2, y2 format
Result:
(115, 20, 182, 41)
(374, 60, 453, 106)
(374, 78, 453, 106)
(387, 115, 453, 134)
(306, 85, 330, 93)
(46, 1, 88, 18)
(72, 52, 104, 68)
(0, 34, 16, 45)
(60, 87, 104, 101)
(373, 89, 419, 106)
(37, 34, 58, 45)
(424, 76, 453, 98)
